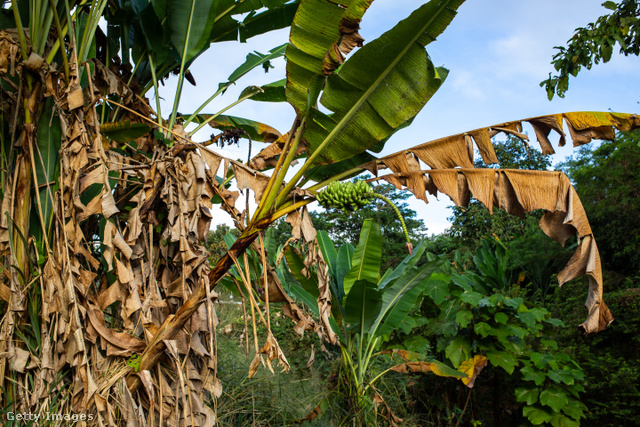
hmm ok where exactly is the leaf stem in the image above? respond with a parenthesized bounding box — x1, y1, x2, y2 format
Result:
(373, 192, 411, 246)
(168, 0, 198, 130)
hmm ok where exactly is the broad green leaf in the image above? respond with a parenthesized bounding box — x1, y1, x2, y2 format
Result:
(531, 352, 553, 369)
(223, 231, 237, 249)
(247, 79, 287, 103)
(403, 336, 430, 354)
(547, 369, 575, 385)
(378, 241, 428, 289)
(425, 272, 451, 305)
(191, 114, 281, 143)
(286, 0, 373, 115)
(445, 337, 471, 368)
(225, 43, 287, 83)
(238, 1, 299, 42)
(460, 290, 483, 306)
(561, 398, 586, 420)
(474, 322, 492, 338)
(343, 219, 381, 295)
(523, 406, 553, 425)
(550, 414, 580, 427)
(335, 243, 355, 300)
(515, 386, 540, 405)
(264, 228, 279, 265)
(317, 230, 338, 277)
(540, 387, 570, 413)
(494, 312, 509, 324)
(33, 99, 61, 245)
(521, 364, 547, 386)
(489, 293, 505, 306)
(303, 0, 463, 166)
(372, 256, 444, 337)
(280, 268, 319, 316)
(487, 351, 517, 374)
(100, 121, 151, 143)
(517, 310, 537, 329)
(343, 279, 382, 332)
(455, 309, 473, 328)
(283, 245, 319, 298)
(504, 297, 523, 309)
(166, 0, 219, 63)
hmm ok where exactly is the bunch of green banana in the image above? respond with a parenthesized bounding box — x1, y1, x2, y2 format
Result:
(315, 180, 375, 212)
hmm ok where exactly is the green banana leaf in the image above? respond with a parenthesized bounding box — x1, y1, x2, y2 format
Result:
(371, 256, 444, 337)
(239, 1, 300, 42)
(334, 243, 354, 302)
(283, 244, 320, 298)
(100, 121, 152, 143)
(317, 230, 338, 277)
(164, 0, 220, 63)
(246, 79, 287, 103)
(285, 0, 373, 116)
(302, 0, 463, 167)
(343, 279, 382, 332)
(221, 44, 288, 90)
(304, 114, 415, 182)
(343, 219, 381, 295)
(263, 227, 280, 266)
(31, 99, 61, 250)
(378, 242, 429, 289)
(190, 114, 281, 143)
(278, 266, 320, 316)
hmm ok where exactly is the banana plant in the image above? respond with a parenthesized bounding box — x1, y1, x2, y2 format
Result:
(2, 0, 640, 422)
(283, 219, 479, 418)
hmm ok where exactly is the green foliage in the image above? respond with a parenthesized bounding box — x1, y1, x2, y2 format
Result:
(397, 240, 587, 426)
(559, 130, 640, 274)
(204, 224, 240, 265)
(547, 274, 640, 426)
(541, 0, 640, 99)
(284, 220, 463, 424)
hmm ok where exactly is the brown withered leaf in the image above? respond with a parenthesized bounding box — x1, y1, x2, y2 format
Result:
(285, 207, 317, 242)
(248, 332, 290, 378)
(378, 349, 420, 362)
(373, 391, 403, 426)
(321, 1, 371, 74)
(232, 162, 271, 204)
(8, 346, 30, 373)
(390, 361, 465, 380)
(86, 305, 145, 356)
(374, 112, 640, 176)
(458, 355, 488, 388)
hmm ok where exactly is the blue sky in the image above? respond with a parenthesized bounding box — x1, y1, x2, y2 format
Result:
(162, 1, 640, 234)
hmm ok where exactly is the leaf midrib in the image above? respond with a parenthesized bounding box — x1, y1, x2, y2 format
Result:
(306, 0, 453, 166)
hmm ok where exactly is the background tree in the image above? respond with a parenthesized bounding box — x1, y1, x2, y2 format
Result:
(559, 130, 640, 275)
(541, 0, 640, 99)
(205, 224, 240, 265)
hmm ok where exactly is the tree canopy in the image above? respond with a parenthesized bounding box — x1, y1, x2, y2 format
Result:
(541, 0, 640, 99)
(559, 130, 640, 274)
